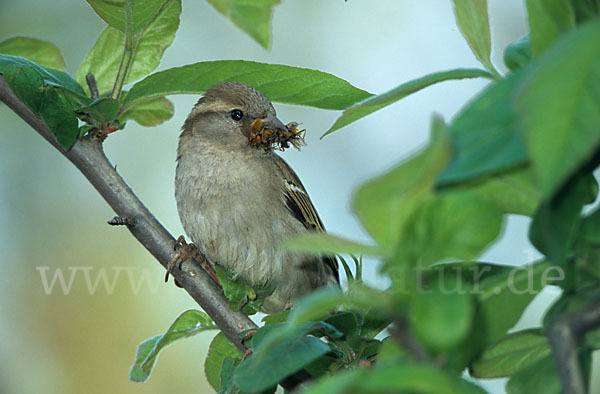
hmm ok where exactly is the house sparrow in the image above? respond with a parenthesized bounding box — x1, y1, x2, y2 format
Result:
(175, 82, 339, 313)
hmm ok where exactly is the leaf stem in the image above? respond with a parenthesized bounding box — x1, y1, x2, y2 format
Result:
(486, 62, 503, 81)
(111, 0, 135, 99)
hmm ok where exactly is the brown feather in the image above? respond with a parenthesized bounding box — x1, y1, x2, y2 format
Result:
(273, 155, 340, 283)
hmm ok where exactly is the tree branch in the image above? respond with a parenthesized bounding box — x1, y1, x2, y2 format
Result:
(1, 76, 317, 392)
(0, 75, 257, 350)
(547, 295, 600, 394)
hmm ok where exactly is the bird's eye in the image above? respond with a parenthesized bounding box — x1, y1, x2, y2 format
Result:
(230, 109, 244, 121)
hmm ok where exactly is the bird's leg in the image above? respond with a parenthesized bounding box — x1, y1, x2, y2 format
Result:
(165, 235, 220, 286)
(240, 329, 257, 360)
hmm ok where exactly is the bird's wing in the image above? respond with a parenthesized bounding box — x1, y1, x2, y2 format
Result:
(273, 155, 339, 283)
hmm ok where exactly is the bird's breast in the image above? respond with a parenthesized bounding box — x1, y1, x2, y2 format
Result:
(174, 143, 305, 286)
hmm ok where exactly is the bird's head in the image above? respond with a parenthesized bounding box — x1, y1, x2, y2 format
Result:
(181, 82, 304, 151)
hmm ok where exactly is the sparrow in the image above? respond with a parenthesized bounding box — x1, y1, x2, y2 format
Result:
(174, 81, 339, 313)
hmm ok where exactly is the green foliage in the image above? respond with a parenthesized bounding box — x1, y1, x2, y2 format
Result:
(205, 332, 243, 392)
(436, 70, 528, 186)
(472, 260, 551, 348)
(515, 20, 600, 196)
(0, 55, 86, 98)
(123, 60, 372, 110)
(128, 309, 216, 382)
(119, 95, 174, 126)
(0, 36, 66, 70)
(393, 191, 503, 269)
(0, 55, 86, 149)
(452, 168, 540, 216)
(85, 0, 172, 34)
(470, 329, 551, 378)
(206, 0, 281, 49)
(411, 276, 474, 351)
(301, 363, 487, 394)
(529, 175, 596, 282)
(525, 0, 575, 55)
(505, 355, 562, 394)
(4, 1, 600, 393)
(452, 0, 498, 76)
(233, 326, 330, 392)
(503, 35, 532, 72)
(77, 0, 181, 96)
(353, 116, 450, 250)
(280, 232, 382, 257)
(215, 265, 274, 315)
(323, 68, 495, 137)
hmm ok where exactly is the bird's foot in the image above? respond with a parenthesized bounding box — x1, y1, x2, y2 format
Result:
(241, 330, 257, 360)
(165, 235, 220, 286)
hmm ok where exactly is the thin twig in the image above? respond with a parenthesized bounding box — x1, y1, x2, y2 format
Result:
(0, 75, 255, 348)
(389, 317, 428, 362)
(108, 216, 134, 226)
(86, 73, 99, 100)
(547, 295, 600, 394)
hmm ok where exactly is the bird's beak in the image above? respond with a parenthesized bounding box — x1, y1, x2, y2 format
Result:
(249, 113, 306, 151)
(262, 113, 288, 133)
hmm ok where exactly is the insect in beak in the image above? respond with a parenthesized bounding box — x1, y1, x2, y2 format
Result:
(249, 114, 306, 152)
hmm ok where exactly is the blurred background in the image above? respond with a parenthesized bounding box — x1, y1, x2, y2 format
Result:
(0, 1, 578, 393)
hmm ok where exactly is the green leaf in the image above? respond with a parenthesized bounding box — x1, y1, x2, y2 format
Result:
(411, 277, 474, 351)
(570, 0, 599, 22)
(515, 20, 600, 197)
(261, 310, 290, 325)
(452, 167, 541, 216)
(353, 116, 450, 249)
(471, 329, 551, 378)
(0, 54, 87, 99)
(475, 260, 551, 347)
(395, 191, 503, 270)
(301, 363, 487, 394)
(219, 357, 240, 394)
(39, 88, 79, 150)
(529, 174, 592, 274)
(377, 337, 405, 362)
(205, 332, 242, 392)
(506, 355, 561, 394)
(118, 95, 174, 126)
(504, 34, 533, 72)
(0, 36, 66, 70)
(0, 56, 91, 149)
(280, 232, 381, 257)
(323, 68, 493, 137)
(85, 0, 170, 34)
(287, 287, 392, 327)
(439, 260, 551, 371)
(206, 0, 280, 50)
(437, 70, 527, 186)
(77, 0, 181, 96)
(128, 309, 217, 382)
(76, 97, 121, 125)
(452, 0, 496, 74)
(323, 311, 359, 338)
(3, 62, 44, 113)
(123, 60, 372, 110)
(525, 0, 575, 56)
(579, 206, 600, 245)
(215, 265, 273, 315)
(287, 287, 349, 325)
(233, 334, 329, 393)
(359, 309, 391, 338)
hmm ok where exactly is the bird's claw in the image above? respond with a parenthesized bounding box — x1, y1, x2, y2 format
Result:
(165, 235, 220, 287)
(241, 329, 257, 360)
